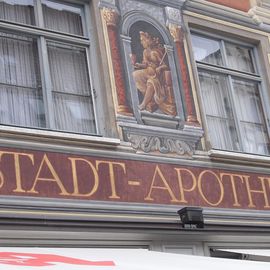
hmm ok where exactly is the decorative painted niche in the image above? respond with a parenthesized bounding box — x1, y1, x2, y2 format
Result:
(120, 13, 185, 129)
(100, 0, 203, 156)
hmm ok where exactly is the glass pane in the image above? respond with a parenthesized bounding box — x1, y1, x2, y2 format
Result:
(0, 32, 45, 127)
(233, 79, 264, 124)
(240, 122, 269, 155)
(0, 0, 35, 25)
(225, 43, 255, 73)
(47, 42, 96, 134)
(0, 86, 45, 127)
(198, 71, 239, 151)
(42, 0, 83, 36)
(191, 34, 223, 66)
(47, 42, 91, 95)
(199, 71, 232, 118)
(53, 93, 95, 134)
(233, 79, 269, 155)
(0, 33, 40, 88)
(206, 116, 238, 151)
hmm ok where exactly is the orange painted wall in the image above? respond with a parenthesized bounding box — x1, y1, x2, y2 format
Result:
(207, 0, 251, 12)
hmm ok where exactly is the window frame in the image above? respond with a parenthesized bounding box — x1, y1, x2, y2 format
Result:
(188, 27, 270, 156)
(0, 0, 100, 136)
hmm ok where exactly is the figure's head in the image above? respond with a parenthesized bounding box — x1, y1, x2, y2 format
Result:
(139, 31, 153, 48)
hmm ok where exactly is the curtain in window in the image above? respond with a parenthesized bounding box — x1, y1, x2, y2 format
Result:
(198, 70, 239, 151)
(0, 0, 35, 25)
(42, 0, 83, 36)
(0, 33, 44, 127)
(47, 42, 96, 134)
(233, 79, 269, 155)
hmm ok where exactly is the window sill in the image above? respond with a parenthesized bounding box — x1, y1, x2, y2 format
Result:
(208, 149, 270, 167)
(0, 125, 120, 151)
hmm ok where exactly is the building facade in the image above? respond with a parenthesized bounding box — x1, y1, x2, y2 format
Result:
(0, 0, 269, 265)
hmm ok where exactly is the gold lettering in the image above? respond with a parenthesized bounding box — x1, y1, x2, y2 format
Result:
(0, 171, 4, 189)
(145, 165, 179, 202)
(244, 176, 270, 208)
(69, 158, 99, 197)
(28, 154, 69, 195)
(220, 173, 246, 207)
(198, 170, 224, 206)
(0, 151, 34, 193)
(96, 160, 125, 199)
(174, 168, 197, 203)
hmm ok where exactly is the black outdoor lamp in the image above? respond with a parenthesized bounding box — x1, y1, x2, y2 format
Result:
(177, 207, 204, 228)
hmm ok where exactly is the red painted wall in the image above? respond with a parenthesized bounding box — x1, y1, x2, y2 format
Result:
(207, 0, 251, 12)
(0, 147, 269, 210)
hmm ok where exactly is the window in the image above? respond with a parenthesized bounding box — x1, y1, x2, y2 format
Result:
(0, 0, 96, 134)
(191, 33, 270, 155)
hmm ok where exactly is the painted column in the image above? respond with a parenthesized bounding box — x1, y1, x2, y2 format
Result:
(168, 23, 198, 124)
(102, 8, 132, 115)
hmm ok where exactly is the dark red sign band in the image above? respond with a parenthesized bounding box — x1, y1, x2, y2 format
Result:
(0, 148, 269, 210)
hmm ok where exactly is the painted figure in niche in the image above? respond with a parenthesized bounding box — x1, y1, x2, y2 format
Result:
(131, 30, 176, 116)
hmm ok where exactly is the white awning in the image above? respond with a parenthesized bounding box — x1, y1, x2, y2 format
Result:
(0, 248, 269, 270)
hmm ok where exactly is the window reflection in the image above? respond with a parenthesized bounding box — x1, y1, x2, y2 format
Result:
(225, 43, 255, 73)
(191, 34, 223, 66)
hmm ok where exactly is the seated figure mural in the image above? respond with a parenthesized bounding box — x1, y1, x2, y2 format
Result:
(131, 31, 176, 116)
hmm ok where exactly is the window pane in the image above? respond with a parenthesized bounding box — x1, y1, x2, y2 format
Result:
(0, 0, 35, 25)
(225, 43, 255, 73)
(47, 42, 96, 134)
(0, 33, 45, 127)
(233, 79, 269, 155)
(240, 123, 269, 155)
(42, 0, 83, 36)
(0, 86, 44, 127)
(53, 93, 95, 134)
(198, 71, 239, 151)
(191, 34, 223, 66)
(233, 79, 264, 123)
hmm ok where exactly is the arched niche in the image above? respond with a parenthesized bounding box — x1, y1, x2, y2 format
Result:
(120, 11, 185, 128)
